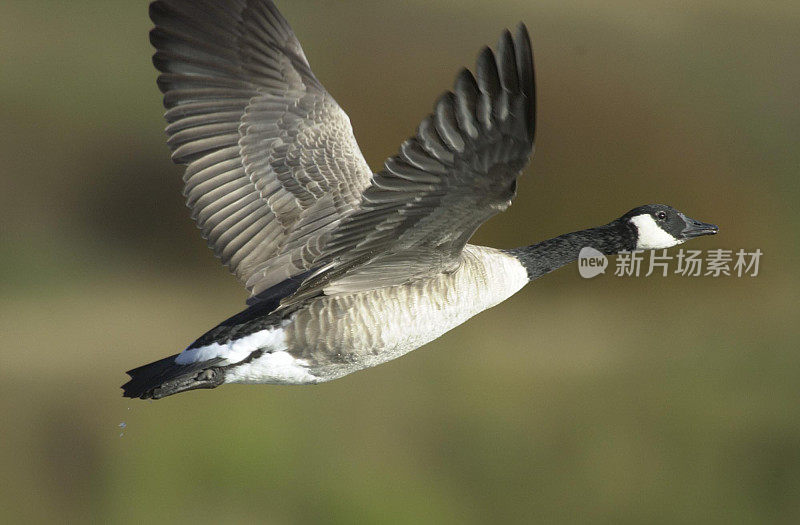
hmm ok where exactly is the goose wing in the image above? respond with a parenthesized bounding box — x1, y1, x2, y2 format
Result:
(150, 0, 372, 296)
(283, 24, 535, 306)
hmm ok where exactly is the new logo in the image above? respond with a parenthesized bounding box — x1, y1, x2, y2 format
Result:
(578, 247, 608, 279)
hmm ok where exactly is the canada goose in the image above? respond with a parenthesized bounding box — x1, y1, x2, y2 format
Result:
(122, 0, 718, 399)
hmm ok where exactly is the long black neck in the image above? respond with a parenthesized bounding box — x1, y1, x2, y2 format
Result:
(506, 220, 636, 281)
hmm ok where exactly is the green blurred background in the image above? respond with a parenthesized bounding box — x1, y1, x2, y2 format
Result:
(1, 0, 798, 522)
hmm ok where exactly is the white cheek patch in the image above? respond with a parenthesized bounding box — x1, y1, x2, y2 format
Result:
(630, 214, 681, 250)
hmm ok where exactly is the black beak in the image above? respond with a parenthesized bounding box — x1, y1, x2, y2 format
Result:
(679, 214, 719, 239)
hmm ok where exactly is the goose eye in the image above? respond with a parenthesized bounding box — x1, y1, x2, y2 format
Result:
(656, 211, 667, 220)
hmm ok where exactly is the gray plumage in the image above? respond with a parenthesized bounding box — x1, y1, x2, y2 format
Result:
(122, 1, 717, 400)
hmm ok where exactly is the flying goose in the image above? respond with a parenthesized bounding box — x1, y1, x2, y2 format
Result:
(122, 0, 718, 399)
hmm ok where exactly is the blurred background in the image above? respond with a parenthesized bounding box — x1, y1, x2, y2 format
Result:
(1, 0, 798, 522)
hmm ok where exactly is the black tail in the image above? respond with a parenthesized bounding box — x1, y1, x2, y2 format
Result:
(122, 355, 226, 399)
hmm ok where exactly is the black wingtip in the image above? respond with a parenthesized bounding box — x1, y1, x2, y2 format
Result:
(515, 22, 530, 41)
(148, 1, 170, 27)
(496, 29, 520, 95)
(513, 22, 535, 144)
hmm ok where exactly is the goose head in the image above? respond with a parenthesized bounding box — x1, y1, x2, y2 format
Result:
(623, 204, 718, 250)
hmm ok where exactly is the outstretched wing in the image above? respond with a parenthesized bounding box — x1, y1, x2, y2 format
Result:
(150, 0, 372, 296)
(284, 24, 535, 306)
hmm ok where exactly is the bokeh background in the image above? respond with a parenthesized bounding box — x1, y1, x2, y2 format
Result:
(1, 0, 798, 522)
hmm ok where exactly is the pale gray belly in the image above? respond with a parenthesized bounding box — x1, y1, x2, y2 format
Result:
(283, 245, 529, 382)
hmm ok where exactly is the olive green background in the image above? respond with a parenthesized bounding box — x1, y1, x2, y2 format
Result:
(1, 1, 797, 523)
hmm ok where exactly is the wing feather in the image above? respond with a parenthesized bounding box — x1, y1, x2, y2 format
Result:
(150, 0, 372, 295)
(283, 24, 535, 306)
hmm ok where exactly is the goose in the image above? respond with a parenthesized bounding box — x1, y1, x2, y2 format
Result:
(122, 0, 718, 399)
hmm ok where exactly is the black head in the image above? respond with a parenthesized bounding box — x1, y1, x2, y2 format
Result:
(622, 204, 718, 250)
